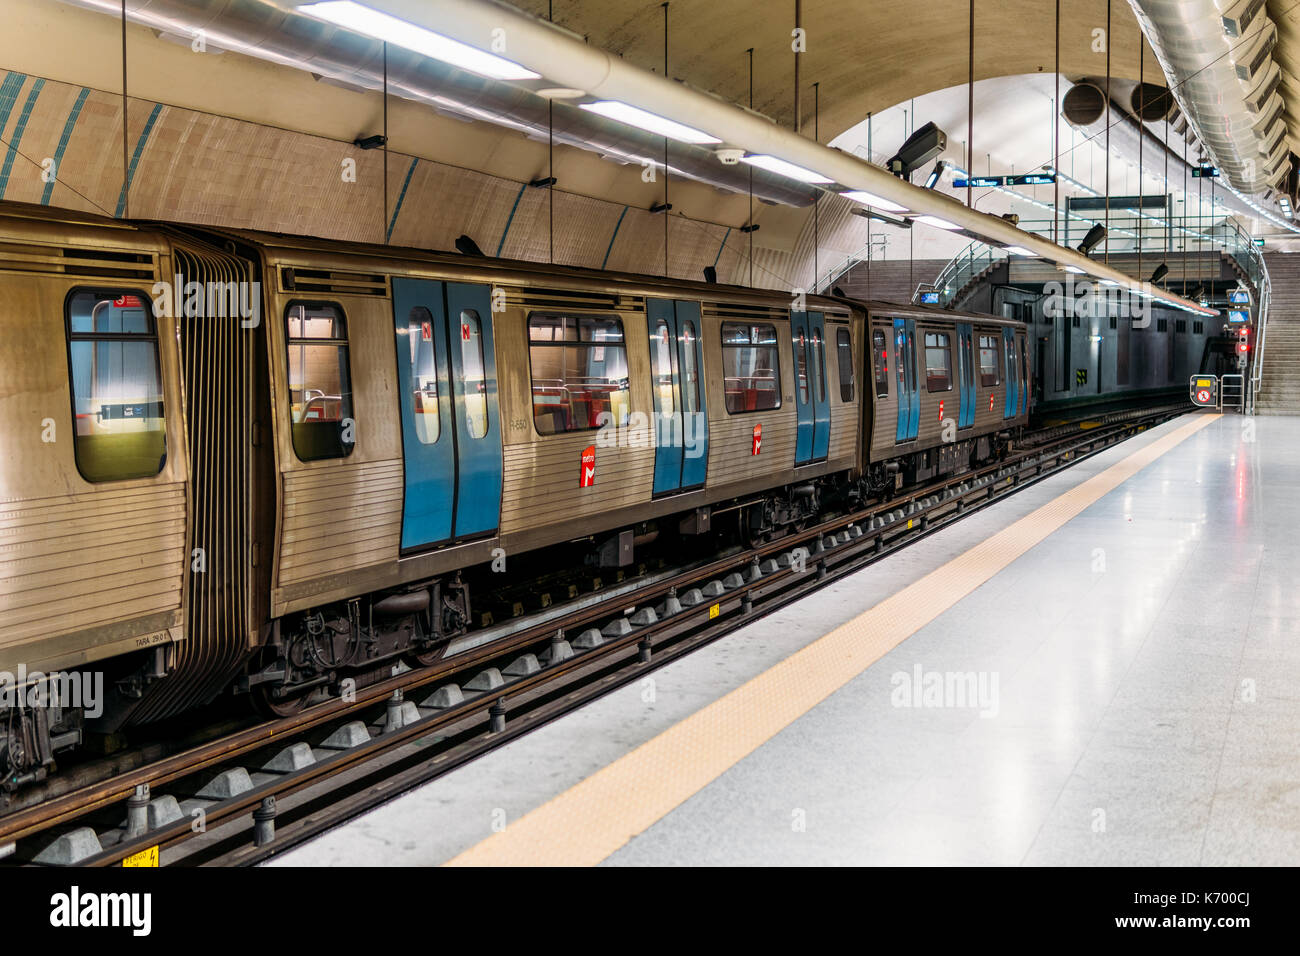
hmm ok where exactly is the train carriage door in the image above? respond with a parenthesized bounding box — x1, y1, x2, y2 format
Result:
(1019, 334, 1030, 416)
(647, 298, 708, 493)
(808, 312, 831, 460)
(791, 311, 815, 463)
(648, 299, 684, 494)
(675, 300, 709, 488)
(893, 318, 919, 441)
(393, 277, 456, 549)
(445, 282, 503, 538)
(956, 322, 975, 428)
(392, 278, 503, 550)
(1002, 326, 1018, 419)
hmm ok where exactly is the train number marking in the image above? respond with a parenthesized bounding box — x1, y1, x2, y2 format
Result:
(133, 631, 171, 649)
(509, 418, 528, 431)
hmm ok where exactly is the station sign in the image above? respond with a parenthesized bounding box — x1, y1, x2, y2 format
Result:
(1228, 290, 1250, 304)
(1190, 375, 1217, 407)
(1228, 309, 1250, 323)
(953, 176, 1003, 188)
(1006, 173, 1057, 186)
(1192, 166, 1220, 178)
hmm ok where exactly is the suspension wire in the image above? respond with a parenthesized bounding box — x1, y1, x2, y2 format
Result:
(120, 0, 129, 219)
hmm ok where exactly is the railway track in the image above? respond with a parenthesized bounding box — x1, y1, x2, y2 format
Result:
(0, 404, 1191, 867)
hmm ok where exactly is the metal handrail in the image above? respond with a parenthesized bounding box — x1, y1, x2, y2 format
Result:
(1248, 258, 1270, 415)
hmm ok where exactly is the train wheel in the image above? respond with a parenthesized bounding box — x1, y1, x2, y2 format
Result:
(403, 640, 449, 670)
(251, 684, 313, 720)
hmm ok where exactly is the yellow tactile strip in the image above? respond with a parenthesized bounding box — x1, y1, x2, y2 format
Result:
(446, 414, 1219, 867)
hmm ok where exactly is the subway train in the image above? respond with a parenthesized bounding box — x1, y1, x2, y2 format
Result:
(0, 202, 1028, 788)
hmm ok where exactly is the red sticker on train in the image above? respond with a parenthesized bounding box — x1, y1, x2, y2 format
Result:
(421, 321, 432, 341)
(989, 393, 995, 412)
(938, 400, 944, 421)
(579, 445, 596, 487)
(752, 423, 762, 456)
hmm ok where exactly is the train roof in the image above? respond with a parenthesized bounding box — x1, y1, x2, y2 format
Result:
(0, 200, 1020, 326)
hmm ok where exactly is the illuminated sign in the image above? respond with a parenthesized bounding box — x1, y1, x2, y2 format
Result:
(1228, 290, 1249, 304)
(953, 176, 1004, 188)
(1228, 310, 1250, 323)
(1192, 166, 1220, 178)
(919, 291, 940, 304)
(1006, 173, 1057, 186)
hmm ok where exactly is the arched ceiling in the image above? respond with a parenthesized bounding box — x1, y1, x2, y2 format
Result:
(0, 0, 1170, 284)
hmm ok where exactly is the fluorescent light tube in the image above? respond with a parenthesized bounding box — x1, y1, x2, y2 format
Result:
(580, 101, 721, 145)
(912, 215, 961, 230)
(841, 190, 909, 212)
(298, 1, 540, 80)
(1005, 246, 1035, 256)
(740, 155, 833, 184)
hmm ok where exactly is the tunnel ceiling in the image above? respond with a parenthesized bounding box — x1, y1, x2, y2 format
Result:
(0, 0, 1226, 289)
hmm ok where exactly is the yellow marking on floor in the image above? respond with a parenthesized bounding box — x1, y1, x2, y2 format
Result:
(445, 414, 1219, 867)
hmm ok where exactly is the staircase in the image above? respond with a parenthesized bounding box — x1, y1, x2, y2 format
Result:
(1255, 253, 1300, 414)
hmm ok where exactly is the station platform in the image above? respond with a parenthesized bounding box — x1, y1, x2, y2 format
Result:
(271, 412, 1299, 867)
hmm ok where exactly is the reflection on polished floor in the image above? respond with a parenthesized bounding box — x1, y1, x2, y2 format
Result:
(273, 413, 1299, 867)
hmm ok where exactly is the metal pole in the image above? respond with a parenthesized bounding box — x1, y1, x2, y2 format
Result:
(967, 0, 974, 208)
(747, 46, 754, 288)
(1054, 0, 1060, 244)
(120, 0, 129, 219)
(1105, 0, 1111, 266)
(383, 41, 389, 245)
(662, 1, 669, 277)
(793, 0, 802, 133)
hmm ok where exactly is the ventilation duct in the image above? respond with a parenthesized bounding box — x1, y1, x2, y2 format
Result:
(1128, 0, 1293, 200)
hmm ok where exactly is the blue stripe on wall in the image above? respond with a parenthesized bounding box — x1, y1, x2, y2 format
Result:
(713, 226, 732, 267)
(386, 156, 419, 242)
(42, 87, 90, 205)
(495, 183, 527, 257)
(0, 72, 27, 136)
(601, 205, 629, 269)
(0, 76, 42, 199)
(115, 102, 163, 218)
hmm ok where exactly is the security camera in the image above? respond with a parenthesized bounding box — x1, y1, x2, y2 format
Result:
(714, 147, 745, 166)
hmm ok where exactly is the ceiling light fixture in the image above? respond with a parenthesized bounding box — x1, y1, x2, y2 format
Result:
(841, 190, 909, 212)
(298, 1, 541, 80)
(912, 214, 961, 230)
(740, 154, 833, 184)
(580, 101, 721, 145)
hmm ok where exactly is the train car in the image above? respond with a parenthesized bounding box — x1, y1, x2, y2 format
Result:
(0, 201, 1025, 787)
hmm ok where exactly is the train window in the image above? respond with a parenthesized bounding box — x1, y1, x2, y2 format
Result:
(924, 332, 952, 392)
(978, 334, 1001, 387)
(681, 320, 701, 415)
(1157, 318, 1168, 332)
(65, 290, 167, 482)
(872, 329, 889, 398)
(1071, 316, 1081, 328)
(405, 307, 441, 445)
(650, 319, 676, 418)
(836, 327, 855, 402)
(795, 328, 810, 404)
(460, 310, 489, 439)
(1109, 316, 1118, 330)
(721, 322, 781, 413)
(1176, 319, 1187, 333)
(1193, 321, 1204, 334)
(528, 312, 630, 435)
(811, 328, 827, 403)
(286, 303, 355, 461)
